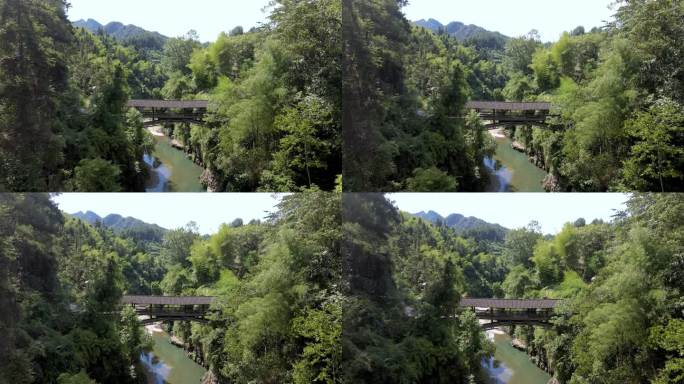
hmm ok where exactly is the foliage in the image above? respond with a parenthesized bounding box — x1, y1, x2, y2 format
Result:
(343, 1, 684, 191)
(406, 167, 458, 192)
(179, 0, 342, 192)
(484, 194, 684, 383)
(70, 159, 123, 192)
(344, 2, 498, 191)
(495, 2, 684, 192)
(621, 99, 684, 191)
(0, 0, 340, 192)
(0, 0, 72, 191)
(367, 193, 684, 383)
(342, 194, 493, 382)
(0, 194, 146, 383)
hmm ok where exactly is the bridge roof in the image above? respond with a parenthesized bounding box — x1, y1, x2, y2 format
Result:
(122, 295, 215, 306)
(460, 298, 559, 309)
(466, 101, 551, 111)
(127, 100, 209, 109)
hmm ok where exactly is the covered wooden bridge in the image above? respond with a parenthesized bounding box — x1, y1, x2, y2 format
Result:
(127, 100, 209, 127)
(121, 295, 215, 324)
(459, 298, 560, 329)
(465, 101, 552, 129)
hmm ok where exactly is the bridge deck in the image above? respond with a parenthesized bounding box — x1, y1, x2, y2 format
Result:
(466, 101, 551, 111)
(122, 295, 214, 306)
(127, 100, 209, 109)
(459, 298, 559, 309)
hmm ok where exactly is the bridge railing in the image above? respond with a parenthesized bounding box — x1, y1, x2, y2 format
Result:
(130, 303, 209, 311)
(473, 310, 555, 322)
(136, 309, 209, 317)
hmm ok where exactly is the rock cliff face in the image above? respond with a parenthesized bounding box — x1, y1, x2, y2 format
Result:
(543, 173, 561, 192)
(201, 169, 223, 192)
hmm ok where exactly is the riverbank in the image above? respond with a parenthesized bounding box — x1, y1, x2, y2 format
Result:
(147, 126, 165, 137)
(489, 127, 507, 139)
(487, 128, 527, 153)
(147, 126, 185, 149)
(145, 323, 164, 334)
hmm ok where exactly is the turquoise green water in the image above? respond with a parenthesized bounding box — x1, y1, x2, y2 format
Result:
(484, 135, 547, 192)
(482, 332, 552, 384)
(144, 135, 205, 192)
(141, 331, 206, 384)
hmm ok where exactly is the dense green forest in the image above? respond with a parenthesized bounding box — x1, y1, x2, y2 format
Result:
(343, 193, 684, 383)
(0, 0, 340, 192)
(1, 193, 683, 383)
(0, 193, 341, 383)
(343, 194, 493, 382)
(343, 0, 684, 192)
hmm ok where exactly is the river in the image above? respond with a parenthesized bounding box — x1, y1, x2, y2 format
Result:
(141, 327, 206, 384)
(482, 330, 551, 384)
(484, 130, 547, 192)
(138, 324, 546, 384)
(144, 129, 206, 192)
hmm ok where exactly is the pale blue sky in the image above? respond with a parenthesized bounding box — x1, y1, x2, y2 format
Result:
(52, 193, 283, 234)
(403, 0, 616, 42)
(389, 193, 629, 234)
(66, 0, 271, 41)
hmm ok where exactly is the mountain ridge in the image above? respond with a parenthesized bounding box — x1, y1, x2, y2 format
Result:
(72, 18, 168, 50)
(413, 210, 506, 230)
(411, 210, 509, 244)
(71, 211, 167, 232)
(413, 18, 510, 54)
(414, 18, 508, 40)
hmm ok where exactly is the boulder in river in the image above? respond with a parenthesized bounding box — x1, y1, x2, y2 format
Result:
(511, 338, 527, 351)
(170, 335, 185, 348)
(511, 141, 526, 152)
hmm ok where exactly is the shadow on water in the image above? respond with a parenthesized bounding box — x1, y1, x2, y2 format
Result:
(140, 352, 171, 384)
(484, 157, 517, 193)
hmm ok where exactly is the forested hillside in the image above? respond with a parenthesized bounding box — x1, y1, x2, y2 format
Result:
(0, 0, 341, 192)
(176, 0, 341, 191)
(0, 192, 341, 383)
(414, 18, 509, 51)
(413, 210, 507, 233)
(72, 19, 168, 51)
(1, 196, 682, 383)
(344, 0, 499, 192)
(343, 0, 684, 192)
(342, 194, 498, 382)
(70, 211, 167, 250)
(343, 193, 684, 383)
(484, 194, 684, 383)
(501, 1, 684, 192)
